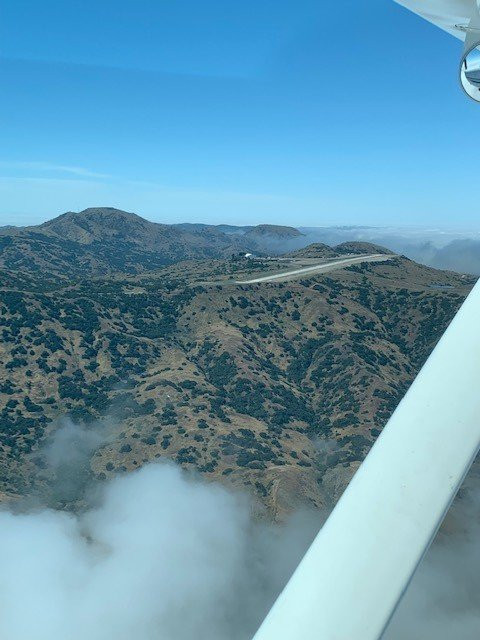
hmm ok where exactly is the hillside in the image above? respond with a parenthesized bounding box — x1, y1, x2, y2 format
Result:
(0, 208, 252, 281)
(0, 250, 475, 516)
(0, 209, 403, 286)
(0, 210, 314, 281)
(244, 224, 303, 239)
(335, 241, 394, 255)
(286, 243, 340, 260)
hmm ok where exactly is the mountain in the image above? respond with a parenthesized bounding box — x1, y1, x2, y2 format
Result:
(284, 241, 394, 261)
(37, 207, 167, 244)
(174, 222, 305, 251)
(174, 223, 254, 235)
(0, 209, 312, 281)
(286, 243, 340, 260)
(244, 224, 303, 239)
(175, 223, 303, 240)
(0, 208, 252, 281)
(3, 209, 388, 283)
(335, 241, 394, 255)
(237, 224, 305, 257)
(0, 246, 475, 516)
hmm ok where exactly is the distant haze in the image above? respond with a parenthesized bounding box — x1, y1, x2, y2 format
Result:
(187, 221, 480, 276)
(3, 208, 480, 275)
(296, 226, 480, 276)
(216, 223, 480, 276)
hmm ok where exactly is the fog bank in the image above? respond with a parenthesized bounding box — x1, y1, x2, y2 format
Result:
(0, 462, 320, 640)
(251, 224, 480, 275)
(385, 474, 480, 639)
(297, 227, 480, 276)
(0, 421, 479, 639)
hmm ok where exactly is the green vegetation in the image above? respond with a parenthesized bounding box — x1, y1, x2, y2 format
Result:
(0, 239, 474, 513)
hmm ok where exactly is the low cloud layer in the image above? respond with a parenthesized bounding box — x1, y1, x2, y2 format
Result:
(251, 225, 480, 275)
(385, 475, 480, 639)
(429, 239, 480, 277)
(0, 461, 320, 640)
(36, 419, 116, 507)
(0, 422, 479, 639)
(300, 227, 480, 276)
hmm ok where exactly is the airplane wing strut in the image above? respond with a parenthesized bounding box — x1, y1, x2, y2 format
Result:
(252, 280, 480, 639)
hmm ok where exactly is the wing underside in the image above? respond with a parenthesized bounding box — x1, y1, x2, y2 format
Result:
(394, 0, 474, 40)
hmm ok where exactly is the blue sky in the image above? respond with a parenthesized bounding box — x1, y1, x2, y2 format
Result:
(0, 0, 478, 228)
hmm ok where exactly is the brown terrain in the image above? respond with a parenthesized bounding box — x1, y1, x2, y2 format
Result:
(0, 208, 476, 517)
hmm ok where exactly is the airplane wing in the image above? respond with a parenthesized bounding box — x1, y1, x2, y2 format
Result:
(251, 9, 480, 639)
(394, 0, 475, 40)
(252, 278, 480, 640)
(394, 0, 480, 100)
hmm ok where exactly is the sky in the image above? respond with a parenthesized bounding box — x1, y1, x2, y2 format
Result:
(0, 0, 479, 228)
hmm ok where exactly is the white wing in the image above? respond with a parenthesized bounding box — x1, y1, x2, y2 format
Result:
(395, 1, 480, 101)
(394, 0, 475, 39)
(252, 281, 480, 639)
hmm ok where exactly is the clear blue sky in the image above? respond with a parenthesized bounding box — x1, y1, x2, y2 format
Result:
(0, 0, 478, 227)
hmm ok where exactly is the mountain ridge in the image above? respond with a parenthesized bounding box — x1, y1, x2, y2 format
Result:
(0, 208, 395, 282)
(0, 238, 475, 515)
(0, 207, 253, 281)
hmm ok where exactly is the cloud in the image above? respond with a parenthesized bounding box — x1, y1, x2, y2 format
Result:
(286, 226, 480, 275)
(430, 239, 480, 276)
(384, 474, 480, 639)
(0, 460, 321, 640)
(41, 418, 113, 506)
(0, 423, 479, 639)
(0, 161, 110, 180)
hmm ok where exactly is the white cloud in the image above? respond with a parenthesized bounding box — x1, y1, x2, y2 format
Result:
(0, 161, 110, 180)
(0, 462, 321, 640)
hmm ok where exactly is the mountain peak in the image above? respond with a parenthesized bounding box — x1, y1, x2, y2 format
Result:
(76, 206, 146, 220)
(335, 241, 394, 256)
(36, 207, 159, 244)
(245, 224, 303, 239)
(286, 242, 339, 259)
(41, 206, 151, 226)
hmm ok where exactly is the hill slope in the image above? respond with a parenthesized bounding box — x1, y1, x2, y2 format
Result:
(335, 241, 394, 255)
(0, 208, 252, 281)
(0, 253, 474, 516)
(286, 243, 340, 260)
(0, 209, 399, 285)
(244, 224, 303, 239)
